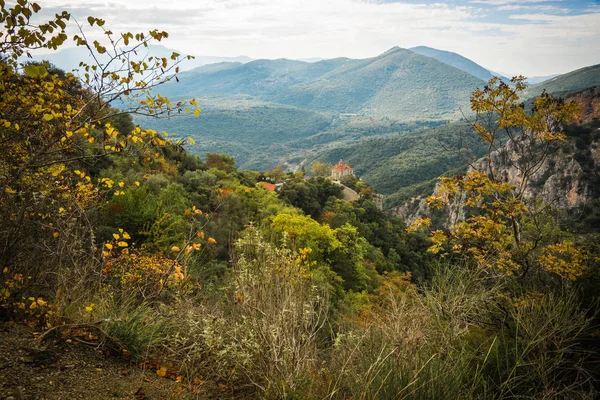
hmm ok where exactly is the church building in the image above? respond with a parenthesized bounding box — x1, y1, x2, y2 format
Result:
(331, 160, 353, 180)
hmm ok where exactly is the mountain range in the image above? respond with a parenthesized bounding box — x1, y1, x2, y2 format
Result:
(156, 46, 486, 120)
(31, 44, 600, 209)
(25, 45, 253, 74)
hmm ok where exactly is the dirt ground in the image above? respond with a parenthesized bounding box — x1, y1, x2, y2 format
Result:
(0, 322, 216, 400)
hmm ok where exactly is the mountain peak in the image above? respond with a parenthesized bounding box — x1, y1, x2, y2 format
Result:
(381, 46, 406, 55)
(409, 46, 494, 81)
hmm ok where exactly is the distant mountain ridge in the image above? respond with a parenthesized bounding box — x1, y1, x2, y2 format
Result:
(157, 46, 486, 120)
(525, 64, 600, 98)
(526, 75, 559, 85)
(141, 50, 599, 175)
(409, 46, 500, 82)
(25, 45, 253, 73)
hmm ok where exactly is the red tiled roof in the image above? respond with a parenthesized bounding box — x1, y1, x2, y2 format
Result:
(333, 161, 352, 171)
(256, 181, 277, 192)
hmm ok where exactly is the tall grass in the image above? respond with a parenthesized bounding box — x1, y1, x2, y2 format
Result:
(169, 229, 329, 397)
(53, 233, 596, 399)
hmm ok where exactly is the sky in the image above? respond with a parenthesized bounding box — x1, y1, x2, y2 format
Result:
(33, 0, 600, 77)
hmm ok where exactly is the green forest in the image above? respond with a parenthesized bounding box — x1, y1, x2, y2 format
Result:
(1, 2, 600, 399)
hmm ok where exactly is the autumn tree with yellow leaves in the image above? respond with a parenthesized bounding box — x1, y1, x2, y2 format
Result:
(0, 0, 200, 320)
(411, 77, 590, 281)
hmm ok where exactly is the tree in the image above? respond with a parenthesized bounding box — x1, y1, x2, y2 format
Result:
(310, 161, 333, 177)
(411, 77, 588, 280)
(266, 165, 286, 182)
(205, 153, 235, 173)
(279, 177, 343, 219)
(0, 1, 198, 314)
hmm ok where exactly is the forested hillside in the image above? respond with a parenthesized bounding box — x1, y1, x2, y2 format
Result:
(1, 3, 599, 400)
(143, 103, 444, 170)
(156, 46, 485, 120)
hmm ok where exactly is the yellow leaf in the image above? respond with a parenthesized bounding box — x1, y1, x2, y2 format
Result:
(43, 114, 54, 121)
(117, 241, 128, 247)
(193, 108, 200, 117)
(4, 187, 16, 194)
(208, 237, 217, 245)
(156, 367, 167, 377)
(118, 182, 124, 188)
(171, 246, 180, 252)
(105, 243, 113, 250)
(113, 233, 120, 240)
(53, 232, 59, 238)
(122, 232, 131, 239)
(135, 181, 140, 186)
(85, 303, 95, 312)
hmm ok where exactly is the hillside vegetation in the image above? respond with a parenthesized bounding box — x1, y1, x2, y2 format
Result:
(144, 102, 444, 170)
(307, 121, 477, 194)
(1, 4, 600, 400)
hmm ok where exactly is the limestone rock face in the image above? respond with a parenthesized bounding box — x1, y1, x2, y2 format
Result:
(392, 132, 600, 227)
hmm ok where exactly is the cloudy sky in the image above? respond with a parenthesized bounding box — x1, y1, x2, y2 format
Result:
(35, 0, 600, 77)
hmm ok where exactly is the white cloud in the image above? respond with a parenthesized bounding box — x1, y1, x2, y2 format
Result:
(29, 0, 600, 76)
(496, 4, 568, 12)
(470, 0, 561, 5)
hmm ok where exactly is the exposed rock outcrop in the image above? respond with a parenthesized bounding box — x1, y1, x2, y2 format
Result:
(391, 89, 600, 226)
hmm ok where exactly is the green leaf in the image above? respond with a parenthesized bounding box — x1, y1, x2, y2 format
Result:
(24, 64, 48, 78)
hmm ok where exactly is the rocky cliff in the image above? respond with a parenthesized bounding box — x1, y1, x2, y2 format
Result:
(392, 87, 600, 227)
